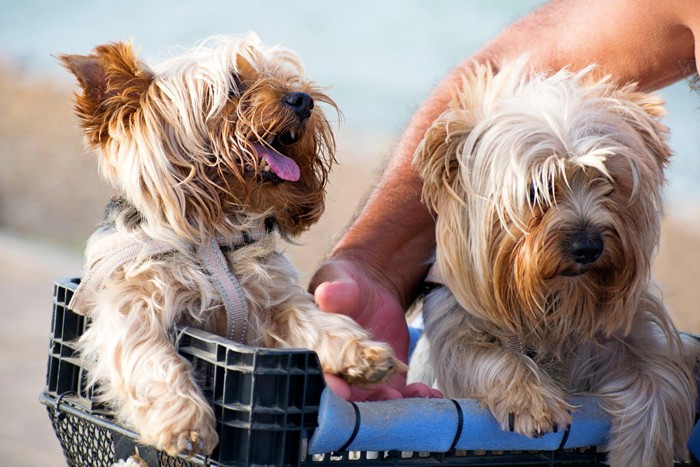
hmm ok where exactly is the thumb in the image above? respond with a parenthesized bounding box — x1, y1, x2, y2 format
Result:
(313, 269, 361, 315)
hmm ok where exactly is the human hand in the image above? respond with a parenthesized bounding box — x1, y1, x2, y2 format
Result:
(310, 259, 442, 401)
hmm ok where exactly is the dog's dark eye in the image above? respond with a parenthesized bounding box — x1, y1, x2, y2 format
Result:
(529, 184, 555, 206)
(603, 184, 615, 197)
(229, 75, 244, 99)
(529, 186, 538, 205)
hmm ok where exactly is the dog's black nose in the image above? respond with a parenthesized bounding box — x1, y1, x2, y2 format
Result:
(569, 233, 604, 265)
(284, 92, 314, 119)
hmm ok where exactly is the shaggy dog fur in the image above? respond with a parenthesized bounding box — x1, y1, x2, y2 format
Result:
(61, 34, 400, 456)
(408, 62, 698, 466)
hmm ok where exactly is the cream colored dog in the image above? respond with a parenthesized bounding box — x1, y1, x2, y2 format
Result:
(409, 61, 698, 466)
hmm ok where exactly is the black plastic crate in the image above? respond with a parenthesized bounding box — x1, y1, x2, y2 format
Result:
(179, 327, 324, 466)
(41, 390, 608, 467)
(43, 278, 325, 466)
(42, 278, 689, 466)
(46, 279, 103, 412)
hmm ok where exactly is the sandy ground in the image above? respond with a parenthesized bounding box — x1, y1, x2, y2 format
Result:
(0, 231, 81, 466)
(653, 210, 700, 333)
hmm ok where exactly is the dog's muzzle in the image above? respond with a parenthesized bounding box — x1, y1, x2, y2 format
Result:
(568, 232, 603, 265)
(283, 91, 314, 120)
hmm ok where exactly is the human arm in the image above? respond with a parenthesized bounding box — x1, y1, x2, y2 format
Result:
(311, 0, 700, 400)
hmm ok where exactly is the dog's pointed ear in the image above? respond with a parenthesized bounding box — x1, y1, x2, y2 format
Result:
(59, 54, 111, 101)
(413, 110, 471, 212)
(59, 42, 153, 147)
(621, 90, 671, 168)
(590, 78, 671, 170)
(235, 52, 257, 79)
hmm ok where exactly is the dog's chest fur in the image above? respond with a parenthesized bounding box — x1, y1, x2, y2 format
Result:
(82, 197, 283, 341)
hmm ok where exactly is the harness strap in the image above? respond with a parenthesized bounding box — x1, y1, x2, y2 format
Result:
(202, 226, 268, 343)
(501, 335, 526, 354)
(196, 237, 249, 343)
(69, 224, 269, 345)
(70, 238, 175, 315)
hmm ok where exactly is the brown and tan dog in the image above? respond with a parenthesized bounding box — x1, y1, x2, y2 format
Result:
(61, 34, 400, 457)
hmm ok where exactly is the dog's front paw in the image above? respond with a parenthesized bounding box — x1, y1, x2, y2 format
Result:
(140, 396, 219, 457)
(489, 389, 573, 437)
(164, 428, 217, 458)
(157, 420, 218, 457)
(341, 341, 406, 386)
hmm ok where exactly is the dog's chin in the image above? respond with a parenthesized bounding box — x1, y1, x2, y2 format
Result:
(560, 267, 591, 278)
(559, 262, 612, 279)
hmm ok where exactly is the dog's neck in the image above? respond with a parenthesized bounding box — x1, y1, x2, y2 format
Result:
(74, 196, 275, 343)
(101, 195, 277, 243)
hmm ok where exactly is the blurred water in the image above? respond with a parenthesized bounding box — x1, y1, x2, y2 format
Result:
(1, 0, 698, 203)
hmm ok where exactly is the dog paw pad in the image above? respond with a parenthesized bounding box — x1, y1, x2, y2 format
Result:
(342, 343, 404, 385)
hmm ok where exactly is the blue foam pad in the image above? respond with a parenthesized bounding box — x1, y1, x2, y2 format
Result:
(407, 325, 422, 360)
(688, 421, 700, 461)
(309, 388, 610, 454)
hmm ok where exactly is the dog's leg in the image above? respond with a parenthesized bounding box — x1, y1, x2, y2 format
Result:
(265, 292, 404, 385)
(435, 341, 573, 436)
(406, 335, 436, 387)
(592, 311, 696, 467)
(245, 252, 403, 386)
(80, 275, 218, 457)
(275, 297, 403, 385)
(423, 290, 573, 436)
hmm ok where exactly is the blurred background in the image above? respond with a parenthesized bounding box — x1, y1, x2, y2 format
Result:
(1, 1, 699, 465)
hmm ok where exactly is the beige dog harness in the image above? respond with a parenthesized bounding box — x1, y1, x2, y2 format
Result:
(69, 225, 268, 344)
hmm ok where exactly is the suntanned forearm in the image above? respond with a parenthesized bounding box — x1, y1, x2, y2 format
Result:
(328, 57, 493, 310)
(489, 0, 698, 90)
(329, 0, 699, 309)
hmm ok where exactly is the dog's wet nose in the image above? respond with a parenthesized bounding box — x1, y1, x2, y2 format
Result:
(569, 233, 603, 265)
(284, 92, 314, 119)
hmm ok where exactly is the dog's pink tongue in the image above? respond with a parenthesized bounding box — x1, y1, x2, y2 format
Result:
(252, 143, 300, 182)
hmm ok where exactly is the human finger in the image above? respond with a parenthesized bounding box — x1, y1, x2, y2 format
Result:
(400, 382, 443, 398)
